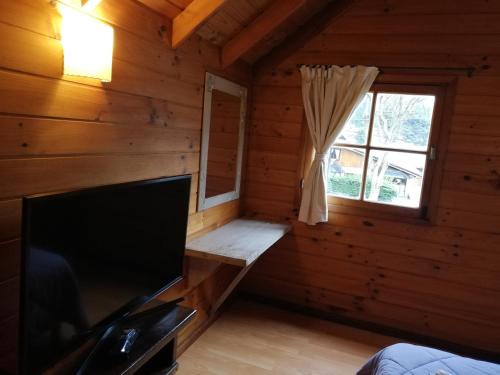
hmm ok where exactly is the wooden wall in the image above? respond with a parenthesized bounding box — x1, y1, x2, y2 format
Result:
(243, 0, 500, 353)
(0, 0, 251, 372)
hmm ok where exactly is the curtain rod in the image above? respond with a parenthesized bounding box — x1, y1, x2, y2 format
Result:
(296, 64, 476, 77)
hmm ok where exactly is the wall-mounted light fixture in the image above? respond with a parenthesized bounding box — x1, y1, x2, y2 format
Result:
(59, 0, 114, 82)
(81, 0, 102, 11)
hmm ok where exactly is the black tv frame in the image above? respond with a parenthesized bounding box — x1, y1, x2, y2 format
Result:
(19, 175, 191, 374)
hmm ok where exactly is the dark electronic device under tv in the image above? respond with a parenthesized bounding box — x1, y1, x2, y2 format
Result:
(19, 175, 191, 374)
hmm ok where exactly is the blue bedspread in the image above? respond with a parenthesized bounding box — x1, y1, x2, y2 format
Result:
(357, 343, 500, 375)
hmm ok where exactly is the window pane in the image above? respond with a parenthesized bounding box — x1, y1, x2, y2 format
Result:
(364, 150, 426, 208)
(371, 93, 435, 151)
(334, 93, 373, 146)
(327, 147, 366, 199)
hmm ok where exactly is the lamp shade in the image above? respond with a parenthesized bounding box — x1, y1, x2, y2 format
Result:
(61, 5, 113, 82)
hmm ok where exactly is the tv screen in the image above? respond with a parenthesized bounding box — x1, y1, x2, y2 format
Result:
(20, 175, 191, 374)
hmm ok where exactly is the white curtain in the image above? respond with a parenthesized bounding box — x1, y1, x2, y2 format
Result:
(298, 65, 379, 225)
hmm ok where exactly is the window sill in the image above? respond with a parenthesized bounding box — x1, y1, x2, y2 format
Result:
(327, 195, 435, 226)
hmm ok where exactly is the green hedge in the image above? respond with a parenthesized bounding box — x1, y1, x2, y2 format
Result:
(328, 174, 397, 201)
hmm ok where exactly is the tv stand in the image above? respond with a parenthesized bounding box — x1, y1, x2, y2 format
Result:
(79, 303, 196, 375)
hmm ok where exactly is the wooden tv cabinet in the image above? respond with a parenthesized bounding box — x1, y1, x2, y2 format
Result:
(77, 303, 196, 375)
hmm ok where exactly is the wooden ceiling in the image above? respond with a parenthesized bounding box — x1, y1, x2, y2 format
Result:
(135, 0, 339, 66)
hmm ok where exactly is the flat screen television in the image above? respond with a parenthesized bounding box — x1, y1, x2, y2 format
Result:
(20, 175, 191, 374)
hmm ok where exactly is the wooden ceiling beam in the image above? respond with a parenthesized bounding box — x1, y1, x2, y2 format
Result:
(136, 0, 183, 19)
(172, 0, 229, 49)
(221, 0, 306, 68)
(253, 0, 358, 77)
(169, 0, 192, 8)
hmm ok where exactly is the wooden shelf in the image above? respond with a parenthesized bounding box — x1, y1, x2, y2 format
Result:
(185, 218, 291, 267)
(185, 218, 290, 313)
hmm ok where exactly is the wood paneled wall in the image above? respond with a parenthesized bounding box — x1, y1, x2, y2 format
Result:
(243, 0, 500, 353)
(0, 1, 250, 372)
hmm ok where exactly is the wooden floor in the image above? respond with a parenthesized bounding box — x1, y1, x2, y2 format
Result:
(177, 299, 400, 374)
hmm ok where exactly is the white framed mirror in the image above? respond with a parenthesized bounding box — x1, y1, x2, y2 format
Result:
(198, 73, 247, 211)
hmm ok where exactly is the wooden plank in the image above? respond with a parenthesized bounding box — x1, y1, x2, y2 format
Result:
(0, 21, 61, 79)
(210, 263, 254, 313)
(0, 278, 18, 322)
(457, 76, 500, 96)
(0, 69, 198, 125)
(445, 153, 500, 176)
(187, 199, 240, 237)
(439, 190, 500, 216)
(326, 14, 500, 35)
(247, 271, 500, 351)
(221, 0, 305, 68)
(0, 116, 200, 157)
(323, 214, 500, 258)
(291, 221, 499, 271)
(0, 315, 18, 374)
(0, 200, 21, 242)
(250, 119, 303, 139)
(252, 86, 303, 106)
(246, 167, 297, 188)
(348, 0, 500, 16)
(136, 0, 183, 19)
(248, 135, 301, 154)
(304, 34, 500, 56)
(244, 197, 297, 220)
(256, 251, 500, 312)
(256, 53, 497, 88)
(452, 115, 500, 137)
(0, 240, 20, 281)
(172, 0, 228, 48)
(448, 133, 500, 155)
(265, 267, 500, 337)
(373, 284, 500, 328)
(247, 267, 499, 329)
(441, 171, 500, 196)
(455, 95, 500, 117)
(254, 0, 358, 77)
(112, 29, 205, 85)
(0, 153, 198, 199)
(245, 182, 296, 203)
(90, 0, 172, 44)
(242, 273, 364, 315)
(251, 103, 304, 123)
(275, 235, 500, 290)
(186, 219, 290, 266)
(437, 208, 500, 234)
(247, 150, 299, 172)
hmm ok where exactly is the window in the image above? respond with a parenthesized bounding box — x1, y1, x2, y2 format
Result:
(327, 84, 442, 216)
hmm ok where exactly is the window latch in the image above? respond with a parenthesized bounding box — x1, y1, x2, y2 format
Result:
(429, 146, 437, 161)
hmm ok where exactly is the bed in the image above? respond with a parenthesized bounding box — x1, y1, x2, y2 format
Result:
(357, 343, 500, 375)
